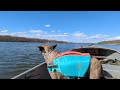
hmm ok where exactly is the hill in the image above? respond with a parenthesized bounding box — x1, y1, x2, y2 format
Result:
(98, 40, 120, 44)
(0, 35, 68, 43)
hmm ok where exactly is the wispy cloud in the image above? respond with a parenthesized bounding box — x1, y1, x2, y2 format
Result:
(47, 34, 69, 41)
(107, 36, 120, 41)
(0, 30, 8, 33)
(44, 24, 51, 27)
(29, 30, 44, 33)
(27, 29, 48, 39)
(10, 32, 27, 37)
(87, 34, 109, 39)
(82, 34, 109, 43)
(51, 30, 55, 32)
(0, 29, 9, 35)
(49, 34, 68, 37)
(64, 33, 68, 35)
(73, 32, 87, 38)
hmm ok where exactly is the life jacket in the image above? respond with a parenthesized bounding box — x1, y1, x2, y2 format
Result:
(47, 51, 91, 78)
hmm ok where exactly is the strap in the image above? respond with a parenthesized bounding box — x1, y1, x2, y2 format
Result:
(47, 64, 58, 72)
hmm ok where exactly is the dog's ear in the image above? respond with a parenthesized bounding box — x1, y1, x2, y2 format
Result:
(38, 46, 44, 52)
(53, 44, 57, 50)
(51, 44, 57, 50)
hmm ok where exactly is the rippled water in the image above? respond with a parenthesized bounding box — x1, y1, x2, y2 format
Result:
(0, 42, 120, 79)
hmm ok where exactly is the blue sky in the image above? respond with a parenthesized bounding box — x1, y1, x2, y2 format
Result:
(0, 11, 120, 43)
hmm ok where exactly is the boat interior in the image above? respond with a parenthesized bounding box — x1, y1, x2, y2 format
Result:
(11, 46, 120, 79)
(72, 47, 120, 65)
(72, 47, 116, 59)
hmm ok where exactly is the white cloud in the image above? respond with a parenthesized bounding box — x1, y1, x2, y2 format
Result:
(49, 34, 68, 37)
(73, 32, 87, 38)
(0, 30, 8, 33)
(0, 31, 28, 37)
(108, 36, 120, 40)
(64, 33, 68, 35)
(10, 32, 27, 37)
(83, 34, 109, 43)
(0, 30, 9, 35)
(29, 30, 44, 33)
(44, 24, 51, 27)
(51, 30, 55, 32)
(46, 34, 69, 41)
(87, 34, 109, 39)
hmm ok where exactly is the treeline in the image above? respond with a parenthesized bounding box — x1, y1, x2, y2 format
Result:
(0, 35, 68, 43)
(98, 40, 120, 44)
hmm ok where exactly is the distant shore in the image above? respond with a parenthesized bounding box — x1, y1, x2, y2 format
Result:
(0, 35, 68, 43)
(97, 40, 120, 45)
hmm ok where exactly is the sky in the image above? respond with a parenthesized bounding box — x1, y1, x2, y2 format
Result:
(0, 11, 120, 43)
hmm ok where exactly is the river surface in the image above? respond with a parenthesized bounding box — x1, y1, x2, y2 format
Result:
(0, 42, 120, 79)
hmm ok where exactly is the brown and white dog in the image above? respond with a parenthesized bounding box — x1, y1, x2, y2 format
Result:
(38, 44, 103, 79)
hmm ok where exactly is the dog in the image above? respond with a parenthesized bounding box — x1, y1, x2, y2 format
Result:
(38, 44, 103, 79)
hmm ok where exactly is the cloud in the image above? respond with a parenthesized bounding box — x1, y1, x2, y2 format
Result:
(0, 30, 8, 33)
(73, 32, 87, 38)
(47, 34, 69, 41)
(29, 30, 44, 33)
(44, 24, 51, 27)
(107, 36, 120, 40)
(64, 33, 68, 35)
(10, 32, 27, 37)
(87, 34, 109, 39)
(0, 30, 9, 35)
(51, 30, 55, 32)
(49, 34, 68, 37)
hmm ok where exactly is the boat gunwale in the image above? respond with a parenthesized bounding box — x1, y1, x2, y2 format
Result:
(72, 46, 120, 54)
(11, 62, 46, 79)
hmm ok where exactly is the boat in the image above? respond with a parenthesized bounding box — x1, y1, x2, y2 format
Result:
(11, 45, 120, 79)
(11, 62, 51, 79)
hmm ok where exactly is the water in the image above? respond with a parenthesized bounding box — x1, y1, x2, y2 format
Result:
(0, 42, 120, 79)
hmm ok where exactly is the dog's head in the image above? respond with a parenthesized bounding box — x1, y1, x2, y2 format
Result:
(38, 44, 57, 55)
